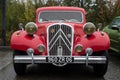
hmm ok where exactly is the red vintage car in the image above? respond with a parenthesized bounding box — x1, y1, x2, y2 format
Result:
(10, 6, 110, 76)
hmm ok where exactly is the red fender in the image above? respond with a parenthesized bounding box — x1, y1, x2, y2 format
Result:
(10, 30, 46, 55)
(73, 31, 110, 56)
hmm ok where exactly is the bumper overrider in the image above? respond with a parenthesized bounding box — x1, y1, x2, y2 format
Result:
(14, 48, 107, 66)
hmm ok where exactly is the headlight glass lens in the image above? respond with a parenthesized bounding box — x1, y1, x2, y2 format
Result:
(38, 45, 45, 53)
(83, 22, 96, 35)
(25, 22, 38, 35)
(75, 44, 83, 53)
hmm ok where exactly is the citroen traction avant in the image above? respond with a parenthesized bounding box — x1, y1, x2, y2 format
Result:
(10, 6, 110, 76)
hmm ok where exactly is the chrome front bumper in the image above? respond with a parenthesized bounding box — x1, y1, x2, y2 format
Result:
(14, 56, 106, 64)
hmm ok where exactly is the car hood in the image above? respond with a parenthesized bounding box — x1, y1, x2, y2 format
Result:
(36, 22, 85, 36)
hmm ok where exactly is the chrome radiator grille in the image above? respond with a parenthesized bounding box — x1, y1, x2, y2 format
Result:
(47, 23, 73, 56)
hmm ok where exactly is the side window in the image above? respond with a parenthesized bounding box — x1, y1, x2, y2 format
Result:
(118, 23, 120, 28)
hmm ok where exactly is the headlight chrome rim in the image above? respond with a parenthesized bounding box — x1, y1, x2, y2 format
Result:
(25, 22, 38, 35)
(75, 44, 83, 53)
(83, 22, 96, 35)
(38, 44, 45, 53)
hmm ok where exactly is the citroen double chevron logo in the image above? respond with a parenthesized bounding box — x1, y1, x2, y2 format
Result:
(49, 28, 71, 51)
(48, 24, 73, 56)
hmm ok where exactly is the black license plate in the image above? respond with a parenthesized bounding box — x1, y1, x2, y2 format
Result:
(46, 57, 74, 63)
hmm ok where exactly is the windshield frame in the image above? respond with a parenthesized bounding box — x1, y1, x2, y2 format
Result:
(38, 10, 84, 23)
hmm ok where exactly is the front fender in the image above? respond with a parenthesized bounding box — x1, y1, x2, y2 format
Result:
(10, 31, 45, 54)
(74, 31, 110, 55)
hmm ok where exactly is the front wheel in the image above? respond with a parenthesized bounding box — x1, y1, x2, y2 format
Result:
(13, 50, 27, 75)
(93, 51, 108, 77)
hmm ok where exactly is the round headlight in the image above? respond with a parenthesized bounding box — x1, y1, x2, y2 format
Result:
(25, 22, 38, 35)
(83, 22, 96, 35)
(75, 44, 83, 53)
(38, 44, 45, 53)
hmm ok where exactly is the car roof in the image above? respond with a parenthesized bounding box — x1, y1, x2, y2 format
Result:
(115, 16, 120, 19)
(36, 6, 86, 14)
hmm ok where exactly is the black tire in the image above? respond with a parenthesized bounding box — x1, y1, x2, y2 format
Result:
(13, 50, 27, 75)
(93, 51, 108, 77)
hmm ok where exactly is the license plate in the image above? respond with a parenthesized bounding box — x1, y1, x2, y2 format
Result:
(46, 57, 74, 63)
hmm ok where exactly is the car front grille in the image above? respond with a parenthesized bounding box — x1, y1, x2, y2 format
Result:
(47, 23, 73, 56)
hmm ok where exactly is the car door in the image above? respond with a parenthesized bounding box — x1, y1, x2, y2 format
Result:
(108, 27, 120, 53)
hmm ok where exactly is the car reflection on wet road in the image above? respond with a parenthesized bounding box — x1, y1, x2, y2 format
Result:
(0, 50, 120, 80)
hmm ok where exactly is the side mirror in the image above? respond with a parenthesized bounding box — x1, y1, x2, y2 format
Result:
(98, 23, 103, 31)
(18, 23, 23, 30)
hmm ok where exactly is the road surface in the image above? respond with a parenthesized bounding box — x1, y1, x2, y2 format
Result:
(0, 50, 120, 80)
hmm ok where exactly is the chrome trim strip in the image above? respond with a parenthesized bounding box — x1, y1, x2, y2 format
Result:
(74, 56, 106, 64)
(60, 35, 71, 51)
(14, 56, 46, 63)
(49, 35, 71, 51)
(110, 39, 119, 43)
(61, 29, 71, 45)
(14, 56, 106, 64)
(49, 35, 60, 51)
(49, 29, 60, 45)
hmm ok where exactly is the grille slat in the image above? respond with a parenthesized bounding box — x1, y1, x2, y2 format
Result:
(48, 24, 73, 56)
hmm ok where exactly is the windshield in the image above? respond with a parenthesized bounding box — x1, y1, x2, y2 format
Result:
(109, 18, 120, 28)
(38, 11, 83, 23)
(111, 18, 120, 25)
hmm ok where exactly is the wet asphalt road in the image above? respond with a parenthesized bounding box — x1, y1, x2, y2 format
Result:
(0, 50, 120, 80)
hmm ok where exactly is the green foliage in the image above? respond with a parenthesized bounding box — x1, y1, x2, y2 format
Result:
(1, 0, 120, 45)
(84, 0, 120, 26)
(24, 1, 36, 23)
(45, 0, 58, 6)
(113, 0, 120, 18)
(63, 0, 80, 7)
(3, 0, 42, 45)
